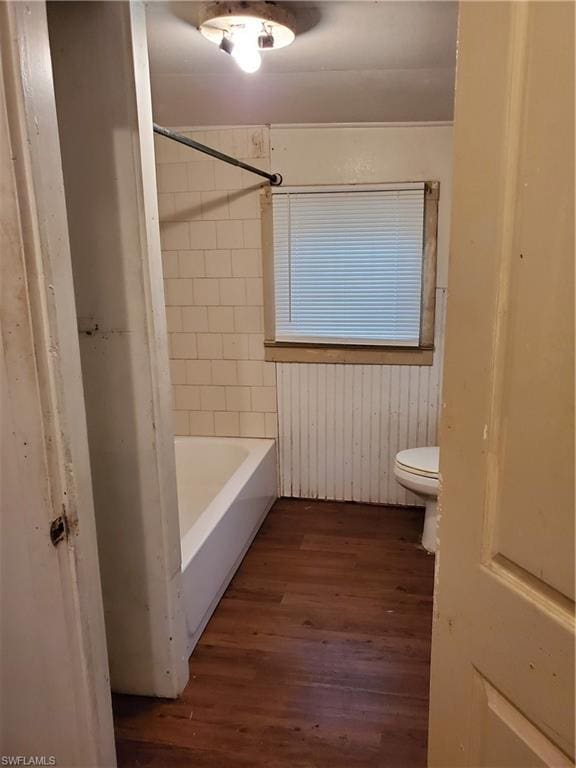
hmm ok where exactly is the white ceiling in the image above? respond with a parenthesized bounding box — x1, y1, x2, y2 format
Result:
(146, 1, 458, 126)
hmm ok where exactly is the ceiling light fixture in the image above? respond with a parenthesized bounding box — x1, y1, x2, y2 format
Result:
(232, 26, 262, 73)
(219, 33, 234, 55)
(199, 1, 296, 75)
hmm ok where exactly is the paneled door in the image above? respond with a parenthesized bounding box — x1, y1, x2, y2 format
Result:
(428, 2, 574, 766)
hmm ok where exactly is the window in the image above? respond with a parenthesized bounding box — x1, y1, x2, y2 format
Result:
(262, 181, 439, 365)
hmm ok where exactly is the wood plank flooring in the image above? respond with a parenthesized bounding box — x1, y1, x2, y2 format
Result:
(113, 498, 435, 768)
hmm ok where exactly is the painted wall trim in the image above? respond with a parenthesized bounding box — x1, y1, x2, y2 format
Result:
(167, 121, 454, 133)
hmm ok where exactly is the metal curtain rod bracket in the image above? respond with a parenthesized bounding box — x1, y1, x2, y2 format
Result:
(153, 123, 283, 186)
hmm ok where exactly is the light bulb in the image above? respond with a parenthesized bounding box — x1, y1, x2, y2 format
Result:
(231, 26, 261, 74)
(233, 46, 261, 73)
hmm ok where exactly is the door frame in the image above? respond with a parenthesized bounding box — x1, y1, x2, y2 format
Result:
(1, 2, 115, 764)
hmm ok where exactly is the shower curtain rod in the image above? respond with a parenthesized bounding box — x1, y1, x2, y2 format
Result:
(153, 123, 283, 186)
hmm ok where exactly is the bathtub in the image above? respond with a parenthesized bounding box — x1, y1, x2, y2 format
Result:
(174, 436, 277, 658)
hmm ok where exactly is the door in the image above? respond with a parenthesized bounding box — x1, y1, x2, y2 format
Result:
(429, 2, 574, 766)
(0, 3, 115, 765)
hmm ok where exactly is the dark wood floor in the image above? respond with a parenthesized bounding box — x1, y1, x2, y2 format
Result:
(113, 498, 435, 768)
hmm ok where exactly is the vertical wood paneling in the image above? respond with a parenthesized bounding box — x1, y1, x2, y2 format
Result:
(334, 364, 344, 500)
(317, 364, 327, 499)
(289, 364, 300, 496)
(368, 365, 381, 503)
(299, 364, 309, 498)
(277, 288, 447, 505)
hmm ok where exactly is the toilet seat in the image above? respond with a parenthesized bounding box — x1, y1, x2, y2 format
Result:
(395, 447, 439, 479)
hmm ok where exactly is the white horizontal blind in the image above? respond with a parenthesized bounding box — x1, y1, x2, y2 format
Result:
(272, 183, 425, 346)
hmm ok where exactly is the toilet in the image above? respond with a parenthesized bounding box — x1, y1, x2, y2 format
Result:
(394, 447, 440, 553)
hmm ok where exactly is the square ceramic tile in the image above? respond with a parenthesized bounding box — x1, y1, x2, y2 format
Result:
(243, 220, 262, 249)
(187, 160, 215, 192)
(178, 250, 205, 278)
(218, 129, 249, 159)
(200, 385, 226, 411)
(170, 359, 187, 385)
(211, 360, 238, 386)
(198, 129, 216, 148)
(157, 193, 175, 221)
(171, 333, 197, 359)
(165, 306, 183, 332)
(189, 220, 217, 250)
(181, 306, 209, 332)
(225, 386, 252, 412)
(251, 386, 277, 413)
(161, 221, 190, 250)
(248, 334, 265, 360)
(173, 385, 201, 411)
(245, 277, 264, 305)
(262, 362, 277, 386)
(214, 411, 240, 437)
(164, 279, 193, 306)
(193, 278, 220, 306)
(189, 411, 215, 436)
(239, 412, 266, 438)
(216, 220, 244, 250)
(172, 191, 202, 221)
(208, 306, 235, 333)
(236, 360, 263, 386)
(200, 190, 230, 221)
(234, 306, 263, 333)
(161, 251, 179, 278)
(186, 359, 212, 385)
(222, 333, 250, 360)
(231, 249, 262, 277)
(265, 412, 278, 438)
(228, 189, 260, 220)
(214, 161, 243, 191)
(196, 333, 223, 359)
(219, 278, 246, 306)
(157, 163, 188, 193)
(155, 134, 187, 164)
(205, 250, 232, 278)
(173, 410, 190, 436)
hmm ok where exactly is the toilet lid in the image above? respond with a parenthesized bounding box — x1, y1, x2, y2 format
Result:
(395, 447, 439, 478)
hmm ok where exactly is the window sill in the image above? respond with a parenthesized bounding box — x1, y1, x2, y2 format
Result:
(264, 342, 434, 366)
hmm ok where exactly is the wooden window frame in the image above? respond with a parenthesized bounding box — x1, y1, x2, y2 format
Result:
(261, 180, 439, 365)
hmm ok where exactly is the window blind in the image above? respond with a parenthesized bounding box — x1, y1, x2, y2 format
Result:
(272, 183, 425, 346)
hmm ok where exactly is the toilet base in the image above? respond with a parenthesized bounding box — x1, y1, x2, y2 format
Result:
(422, 498, 438, 554)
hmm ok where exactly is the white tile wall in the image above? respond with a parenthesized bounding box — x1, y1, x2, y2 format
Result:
(155, 126, 277, 438)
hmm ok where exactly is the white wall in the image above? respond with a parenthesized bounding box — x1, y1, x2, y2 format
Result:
(271, 124, 453, 504)
(48, 1, 188, 697)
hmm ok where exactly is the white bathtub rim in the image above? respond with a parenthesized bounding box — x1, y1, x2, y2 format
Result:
(184, 494, 275, 657)
(177, 436, 275, 569)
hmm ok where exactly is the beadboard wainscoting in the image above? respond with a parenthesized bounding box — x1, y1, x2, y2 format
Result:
(276, 288, 446, 505)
